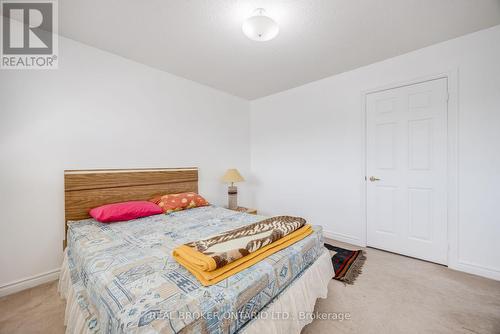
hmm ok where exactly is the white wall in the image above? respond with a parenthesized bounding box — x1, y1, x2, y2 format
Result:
(0, 37, 251, 294)
(250, 25, 500, 280)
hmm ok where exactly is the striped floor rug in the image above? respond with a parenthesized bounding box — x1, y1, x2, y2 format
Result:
(325, 243, 366, 284)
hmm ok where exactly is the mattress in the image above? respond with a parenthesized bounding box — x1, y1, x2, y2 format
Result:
(65, 205, 325, 333)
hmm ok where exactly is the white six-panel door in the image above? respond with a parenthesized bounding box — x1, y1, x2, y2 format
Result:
(366, 78, 448, 264)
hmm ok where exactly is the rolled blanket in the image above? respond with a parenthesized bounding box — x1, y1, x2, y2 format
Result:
(173, 216, 312, 286)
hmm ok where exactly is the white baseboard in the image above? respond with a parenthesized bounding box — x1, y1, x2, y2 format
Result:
(323, 231, 500, 281)
(323, 230, 365, 247)
(449, 261, 500, 281)
(0, 269, 60, 297)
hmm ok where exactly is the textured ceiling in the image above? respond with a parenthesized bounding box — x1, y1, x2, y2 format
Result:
(59, 0, 500, 100)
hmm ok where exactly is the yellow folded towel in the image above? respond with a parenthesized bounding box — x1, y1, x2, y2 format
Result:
(173, 224, 312, 286)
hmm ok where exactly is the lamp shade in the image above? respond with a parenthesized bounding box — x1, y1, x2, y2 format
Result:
(222, 169, 245, 183)
(241, 8, 280, 42)
(242, 8, 279, 42)
(241, 15, 279, 42)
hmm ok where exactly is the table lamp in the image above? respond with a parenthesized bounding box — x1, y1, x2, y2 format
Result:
(221, 169, 245, 210)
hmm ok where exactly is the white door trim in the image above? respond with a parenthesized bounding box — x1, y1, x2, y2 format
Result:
(360, 69, 459, 268)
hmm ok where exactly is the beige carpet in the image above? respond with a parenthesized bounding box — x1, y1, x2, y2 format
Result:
(303, 240, 500, 334)
(1, 240, 499, 334)
(0, 279, 65, 333)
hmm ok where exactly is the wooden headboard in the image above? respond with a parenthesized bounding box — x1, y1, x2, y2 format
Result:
(63, 167, 198, 248)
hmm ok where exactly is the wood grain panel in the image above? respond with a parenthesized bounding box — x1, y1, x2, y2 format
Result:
(65, 181, 198, 221)
(63, 167, 198, 249)
(65, 168, 198, 191)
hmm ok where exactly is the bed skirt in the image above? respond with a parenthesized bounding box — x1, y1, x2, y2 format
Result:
(58, 249, 333, 334)
(58, 251, 95, 334)
(241, 250, 333, 334)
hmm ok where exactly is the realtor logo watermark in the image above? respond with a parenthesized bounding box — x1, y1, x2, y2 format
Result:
(1, 0, 58, 69)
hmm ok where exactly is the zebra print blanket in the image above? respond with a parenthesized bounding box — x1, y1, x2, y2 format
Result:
(184, 216, 307, 270)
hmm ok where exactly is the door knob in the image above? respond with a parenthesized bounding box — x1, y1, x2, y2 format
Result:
(369, 176, 381, 182)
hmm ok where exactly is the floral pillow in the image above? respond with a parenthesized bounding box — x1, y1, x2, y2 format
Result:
(150, 192, 209, 214)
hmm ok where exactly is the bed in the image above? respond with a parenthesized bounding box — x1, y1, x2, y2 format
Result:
(59, 168, 333, 334)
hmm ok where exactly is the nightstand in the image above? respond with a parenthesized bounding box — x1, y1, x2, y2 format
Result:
(232, 206, 257, 215)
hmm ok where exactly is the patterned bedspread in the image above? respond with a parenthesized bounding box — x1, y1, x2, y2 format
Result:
(66, 205, 325, 333)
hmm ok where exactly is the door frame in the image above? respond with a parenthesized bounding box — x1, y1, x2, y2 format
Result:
(360, 69, 459, 267)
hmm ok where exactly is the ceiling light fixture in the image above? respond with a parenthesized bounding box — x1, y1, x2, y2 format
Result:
(242, 8, 279, 42)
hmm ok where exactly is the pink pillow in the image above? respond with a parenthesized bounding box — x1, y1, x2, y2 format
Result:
(89, 201, 163, 223)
